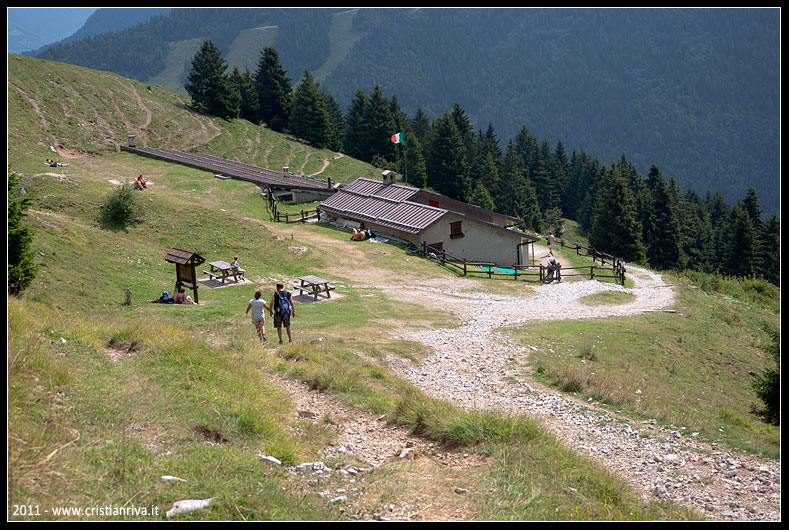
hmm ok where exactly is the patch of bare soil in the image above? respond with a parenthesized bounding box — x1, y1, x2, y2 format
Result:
(271, 373, 492, 521)
(104, 339, 141, 362)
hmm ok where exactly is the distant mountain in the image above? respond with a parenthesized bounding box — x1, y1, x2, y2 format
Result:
(19, 8, 170, 56)
(7, 8, 96, 54)
(29, 7, 780, 214)
(7, 24, 51, 55)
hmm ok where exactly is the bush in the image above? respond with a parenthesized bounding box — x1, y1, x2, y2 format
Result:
(752, 330, 780, 425)
(100, 181, 143, 227)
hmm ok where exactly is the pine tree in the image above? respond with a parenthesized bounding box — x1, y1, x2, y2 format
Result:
(476, 151, 500, 206)
(289, 69, 332, 148)
(567, 150, 603, 222)
(411, 107, 433, 147)
(496, 140, 540, 229)
(253, 46, 292, 132)
(427, 111, 471, 200)
(451, 102, 476, 163)
(533, 140, 560, 212)
(363, 85, 397, 163)
(682, 190, 715, 272)
(644, 165, 681, 269)
(758, 215, 780, 285)
(8, 173, 37, 295)
(723, 205, 758, 277)
(184, 40, 238, 119)
(343, 89, 369, 160)
(322, 91, 345, 152)
(519, 179, 543, 232)
(752, 329, 780, 425)
(543, 207, 564, 237)
(467, 180, 496, 211)
(554, 140, 570, 213)
(706, 192, 733, 274)
(740, 187, 764, 228)
(739, 187, 765, 272)
(230, 66, 259, 122)
(495, 140, 525, 214)
(589, 166, 646, 263)
(479, 122, 503, 161)
(402, 132, 428, 188)
(514, 126, 539, 170)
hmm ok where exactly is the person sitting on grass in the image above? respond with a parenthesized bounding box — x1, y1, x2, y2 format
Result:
(173, 288, 187, 304)
(134, 174, 149, 190)
(148, 291, 173, 303)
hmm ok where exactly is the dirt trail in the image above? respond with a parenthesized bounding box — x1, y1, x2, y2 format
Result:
(381, 261, 779, 521)
(269, 225, 779, 521)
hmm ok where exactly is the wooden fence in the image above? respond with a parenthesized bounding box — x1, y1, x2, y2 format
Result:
(560, 240, 625, 269)
(421, 241, 626, 285)
(264, 186, 318, 224)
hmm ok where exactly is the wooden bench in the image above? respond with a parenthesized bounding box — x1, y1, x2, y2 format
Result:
(293, 275, 335, 301)
(292, 282, 335, 294)
(203, 270, 222, 279)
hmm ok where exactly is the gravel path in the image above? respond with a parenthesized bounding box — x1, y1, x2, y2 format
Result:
(378, 265, 780, 521)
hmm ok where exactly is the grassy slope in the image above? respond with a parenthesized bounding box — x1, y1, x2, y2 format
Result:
(7, 55, 777, 521)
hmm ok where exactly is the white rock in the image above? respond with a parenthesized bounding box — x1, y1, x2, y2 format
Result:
(256, 454, 282, 466)
(160, 475, 187, 483)
(296, 461, 325, 472)
(165, 498, 214, 519)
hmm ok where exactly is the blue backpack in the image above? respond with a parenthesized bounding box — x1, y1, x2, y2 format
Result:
(275, 291, 292, 317)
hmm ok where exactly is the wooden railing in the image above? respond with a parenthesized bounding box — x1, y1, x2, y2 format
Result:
(264, 186, 318, 223)
(560, 240, 625, 269)
(421, 241, 626, 285)
(420, 243, 549, 281)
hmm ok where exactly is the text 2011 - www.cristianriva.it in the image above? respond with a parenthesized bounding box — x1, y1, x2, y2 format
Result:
(11, 503, 161, 518)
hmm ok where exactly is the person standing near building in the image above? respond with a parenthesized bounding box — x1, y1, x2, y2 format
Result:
(245, 290, 272, 341)
(270, 283, 295, 344)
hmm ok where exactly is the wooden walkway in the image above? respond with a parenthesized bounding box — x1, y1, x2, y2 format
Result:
(121, 146, 336, 192)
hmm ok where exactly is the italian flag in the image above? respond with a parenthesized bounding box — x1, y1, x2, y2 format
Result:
(390, 131, 404, 144)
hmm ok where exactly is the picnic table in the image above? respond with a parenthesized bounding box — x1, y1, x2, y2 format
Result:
(203, 260, 244, 284)
(293, 275, 334, 301)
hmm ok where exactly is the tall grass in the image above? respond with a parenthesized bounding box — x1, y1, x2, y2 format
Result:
(510, 278, 780, 457)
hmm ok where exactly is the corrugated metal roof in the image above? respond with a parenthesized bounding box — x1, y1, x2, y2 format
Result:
(320, 179, 445, 234)
(320, 177, 532, 240)
(123, 147, 333, 191)
(342, 178, 420, 202)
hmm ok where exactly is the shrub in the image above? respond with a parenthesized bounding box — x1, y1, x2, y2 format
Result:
(752, 329, 780, 425)
(100, 181, 143, 227)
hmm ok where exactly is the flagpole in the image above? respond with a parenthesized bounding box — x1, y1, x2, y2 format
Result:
(403, 133, 408, 185)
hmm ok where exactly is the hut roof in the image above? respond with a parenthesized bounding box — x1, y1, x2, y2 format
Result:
(164, 247, 205, 265)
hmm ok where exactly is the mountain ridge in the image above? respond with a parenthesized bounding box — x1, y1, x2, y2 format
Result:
(27, 8, 782, 214)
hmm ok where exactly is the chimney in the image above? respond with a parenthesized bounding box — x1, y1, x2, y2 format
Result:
(381, 170, 397, 186)
(283, 166, 289, 175)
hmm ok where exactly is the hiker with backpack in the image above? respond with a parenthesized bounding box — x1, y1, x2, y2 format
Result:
(270, 283, 295, 344)
(546, 255, 560, 282)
